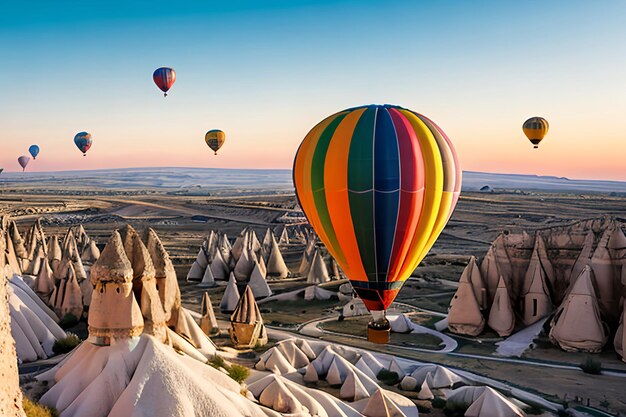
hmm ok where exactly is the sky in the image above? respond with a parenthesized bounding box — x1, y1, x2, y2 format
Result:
(1, 0, 625, 180)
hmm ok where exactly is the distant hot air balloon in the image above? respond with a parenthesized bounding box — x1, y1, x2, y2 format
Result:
(18, 156, 31, 172)
(153, 67, 176, 97)
(74, 132, 92, 156)
(523, 117, 549, 149)
(205, 130, 226, 155)
(293, 105, 461, 343)
(29, 145, 40, 160)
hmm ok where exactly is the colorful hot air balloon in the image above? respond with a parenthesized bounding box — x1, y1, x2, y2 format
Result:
(153, 67, 176, 97)
(293, 104, 461, 342)
(205, 130, 226, 155)
(18, 156, 31, 172)
(523, 117, 549, 149)
(74, 132, 92, 156)
(29, 145, 40, 160)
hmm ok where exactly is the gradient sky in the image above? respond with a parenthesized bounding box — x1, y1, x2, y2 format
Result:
(1, 0, 625, 180)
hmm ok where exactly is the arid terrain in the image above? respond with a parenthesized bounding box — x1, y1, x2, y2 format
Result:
(2, 169, 626, 414)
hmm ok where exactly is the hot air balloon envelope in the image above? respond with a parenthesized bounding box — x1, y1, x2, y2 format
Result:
(205, 130, 226, 155)
(29, 145, 40, 160)
(18, 156, 31, 171)
(523, 117, 549, 149)
(153, 67, 176, 96)
(293, 104, 461, 324)
(74, 132, 93, 156)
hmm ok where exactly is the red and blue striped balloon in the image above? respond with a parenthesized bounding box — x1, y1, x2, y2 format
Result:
(294, 104, 461, 312)
(153, 67, 176, 97)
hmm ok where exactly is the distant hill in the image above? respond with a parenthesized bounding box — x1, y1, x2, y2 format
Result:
(1, 167, 625, 194)
(462, 171, 626, 193)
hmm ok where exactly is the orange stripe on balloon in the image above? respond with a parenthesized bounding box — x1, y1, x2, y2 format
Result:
(294, 112, 346, 258)
(324, 108, 369, 282)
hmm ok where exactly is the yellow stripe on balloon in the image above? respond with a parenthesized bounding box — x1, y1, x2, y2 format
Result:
(294, 112, 347, 260)
(324, 108, 368, 282)
(395, 109, 444, 280)
(415, 191, 453, 265)
(414, 115, 458, 263)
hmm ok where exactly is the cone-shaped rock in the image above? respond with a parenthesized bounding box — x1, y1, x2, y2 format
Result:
(521, 256, 553, 326)
(550, 266, 608, 352)
(59, 263, 83, 319)
(200, 292, 219, 335)
(267, 234, 289, 278)
(249, 261, 272, 299)
(88, 231, 144, 343)
(234, 246, 256, 282)
(306, 248, 330, 284)
(144, 228, 182, 327)
(81, 240, 101, 265)
(229, 285, 267, 348)
(220, 273, 241, 313)
(119, 225, 167, 342)
(487, 276, 515, 337)
(590, 228, 620, 320)
(35, 258, 55, 303)
(210, 249, 229, 281)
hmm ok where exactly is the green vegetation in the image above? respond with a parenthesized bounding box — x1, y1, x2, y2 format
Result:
(431, 398, 447, 409)
(208, 355, 226, 369)
(580, 356, 602, 375)
(58, 313, 79, 329)
(228, 364, 251, 384)
(376, 369, 400, 386)
(443, 401, 468, 416)
(208, 356, 250, 384)
(23, 397, 58, 417)
(52, 333, 81, 354)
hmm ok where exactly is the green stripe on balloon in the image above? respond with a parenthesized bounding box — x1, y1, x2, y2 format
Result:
(348, 106, 377, 282)
(311, 113, 347, 264)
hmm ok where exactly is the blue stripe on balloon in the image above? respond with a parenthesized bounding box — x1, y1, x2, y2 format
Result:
(373, 107, 400, 282)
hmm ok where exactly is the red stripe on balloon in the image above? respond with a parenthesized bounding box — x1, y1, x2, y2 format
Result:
(386, 108, 426, 282)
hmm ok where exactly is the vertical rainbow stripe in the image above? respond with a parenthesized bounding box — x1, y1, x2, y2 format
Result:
(293, 105, 461, 311)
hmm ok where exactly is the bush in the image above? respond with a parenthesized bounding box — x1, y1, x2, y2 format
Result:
(23, 396, 58, 417)
(377, 369, 400, 386)
(443, 401, 467, 416)
(208, 355, 226, 369)
(52, 333, 81, 355)
(431, 398, 447, 409)
(580, 356, 602, 375)
(228, 364, 250, 384)
(58, 313, 79, 329)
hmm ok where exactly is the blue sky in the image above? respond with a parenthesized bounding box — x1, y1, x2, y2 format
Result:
(1, 1, 625, 180)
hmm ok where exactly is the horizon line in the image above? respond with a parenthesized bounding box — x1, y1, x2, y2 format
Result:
(2, 166, 626, 184)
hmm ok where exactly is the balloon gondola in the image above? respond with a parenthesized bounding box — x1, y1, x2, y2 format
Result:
(293, 104, 461, 343)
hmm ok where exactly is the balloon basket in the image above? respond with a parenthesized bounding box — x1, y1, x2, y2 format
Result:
(367, 327, 390, 344)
